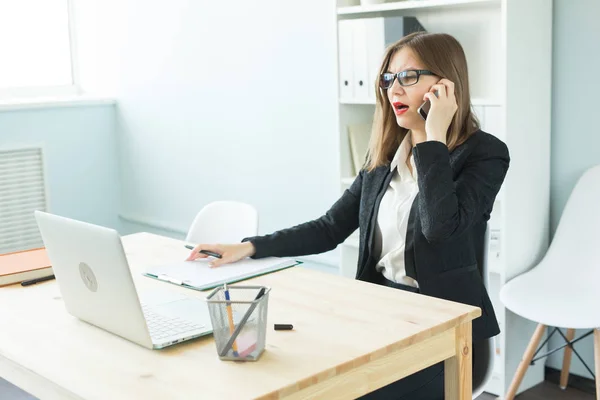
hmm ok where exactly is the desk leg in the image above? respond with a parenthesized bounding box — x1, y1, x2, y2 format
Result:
(445, 321, 472, 400)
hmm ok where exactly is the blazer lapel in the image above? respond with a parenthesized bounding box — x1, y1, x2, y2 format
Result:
(357, 166, 392, 278)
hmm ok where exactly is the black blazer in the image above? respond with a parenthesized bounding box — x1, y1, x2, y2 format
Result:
(243, 130, 509, 341)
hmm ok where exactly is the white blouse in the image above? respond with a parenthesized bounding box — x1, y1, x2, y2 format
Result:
(373, 134, 420, 288)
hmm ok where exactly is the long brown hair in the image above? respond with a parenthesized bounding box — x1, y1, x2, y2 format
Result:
(365, 32, 480, 171)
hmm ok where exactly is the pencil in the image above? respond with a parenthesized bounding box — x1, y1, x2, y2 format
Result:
(223, 283, 239, 357)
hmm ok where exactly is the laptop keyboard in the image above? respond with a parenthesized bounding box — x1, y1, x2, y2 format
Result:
(141, 304, 205, 341)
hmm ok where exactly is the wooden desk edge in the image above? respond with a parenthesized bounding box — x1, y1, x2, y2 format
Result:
(264, 327, 459, 399)
(257, 311, 479, 400)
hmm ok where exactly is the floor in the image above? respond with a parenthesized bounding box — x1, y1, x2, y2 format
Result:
(0, 378, 38, 400)
(476, 381, 594, 399)
(1, 376, 594, 400)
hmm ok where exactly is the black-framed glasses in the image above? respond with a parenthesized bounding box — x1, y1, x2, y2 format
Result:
(379, 69, 436, 89)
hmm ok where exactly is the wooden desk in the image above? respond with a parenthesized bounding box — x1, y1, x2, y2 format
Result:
(0, 233, 480, 400)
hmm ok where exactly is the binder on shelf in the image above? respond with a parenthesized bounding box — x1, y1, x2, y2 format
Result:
(338, 20, 355, 99)
(352, 19, 370, 101)
(347, 123, 372, 176)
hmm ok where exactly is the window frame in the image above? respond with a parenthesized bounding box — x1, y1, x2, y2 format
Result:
(0, 0, 81, 100)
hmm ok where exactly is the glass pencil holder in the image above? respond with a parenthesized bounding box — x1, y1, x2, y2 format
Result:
(205, 285, 271, 361)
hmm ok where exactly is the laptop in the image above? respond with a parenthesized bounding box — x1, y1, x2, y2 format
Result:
(34, 210, 213, 349)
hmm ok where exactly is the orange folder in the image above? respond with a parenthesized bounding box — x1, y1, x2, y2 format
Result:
(0, 247, 53, 287)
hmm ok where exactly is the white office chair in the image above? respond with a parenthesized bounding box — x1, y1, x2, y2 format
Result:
(473, 224, 495, 399)
(185, 201, 259, 245)
(499, 165, 600, 400)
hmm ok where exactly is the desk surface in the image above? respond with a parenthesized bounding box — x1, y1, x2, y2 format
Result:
(0, 233, 480, 400)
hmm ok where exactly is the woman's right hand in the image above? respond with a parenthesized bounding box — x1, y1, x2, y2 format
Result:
(185, 242, 256, 268)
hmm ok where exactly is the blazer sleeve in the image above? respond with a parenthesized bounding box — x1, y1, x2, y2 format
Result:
(242, 171, 363, 258)
(412, 135, 510, 243)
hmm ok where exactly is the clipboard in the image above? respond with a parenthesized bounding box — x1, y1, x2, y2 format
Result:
(143, 256, 301, 291)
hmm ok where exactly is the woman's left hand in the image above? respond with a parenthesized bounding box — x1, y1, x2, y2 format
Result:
(422, 79, 458, 144)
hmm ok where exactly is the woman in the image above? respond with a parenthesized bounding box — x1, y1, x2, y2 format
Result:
(187, 32, 509, 399)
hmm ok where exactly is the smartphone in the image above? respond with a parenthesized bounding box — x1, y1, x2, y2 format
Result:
(417, 90, 439, 121)
(417, 100, 431, 121)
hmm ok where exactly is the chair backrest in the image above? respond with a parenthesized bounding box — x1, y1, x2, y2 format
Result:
(536, 164, 600, 279)
(472, 222, 495, 398)
(185, 201, 259, 245)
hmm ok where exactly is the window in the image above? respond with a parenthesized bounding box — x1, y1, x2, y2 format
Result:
(0, 0, 78, 98)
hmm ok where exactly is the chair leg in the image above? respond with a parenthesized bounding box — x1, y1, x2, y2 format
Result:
(505, 323, 546, 400)
(560, 328, 576, 389)
(594, 329, 600, 400)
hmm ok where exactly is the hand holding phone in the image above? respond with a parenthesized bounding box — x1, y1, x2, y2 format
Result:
(419, 79, 458, 144)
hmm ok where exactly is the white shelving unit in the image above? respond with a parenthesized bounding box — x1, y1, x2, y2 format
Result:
(334, 0, 552, 397)
(338, 0, 500, 17)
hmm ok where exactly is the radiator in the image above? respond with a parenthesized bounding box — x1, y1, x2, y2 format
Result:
(0, 146, 48, 254)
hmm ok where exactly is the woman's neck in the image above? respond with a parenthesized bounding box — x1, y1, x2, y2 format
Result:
(410, 129, 427, 146)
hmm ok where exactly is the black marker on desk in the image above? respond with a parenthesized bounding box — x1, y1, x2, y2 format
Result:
(274, 324, 294, 331)
(21, 275, 55, 286)
(184, 244, 222, 259)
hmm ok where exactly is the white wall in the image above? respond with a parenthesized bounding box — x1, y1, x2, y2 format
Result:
(546, 0, 600, 380)
(75, 0, 342, 266)
(0, 105, 120, 231)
